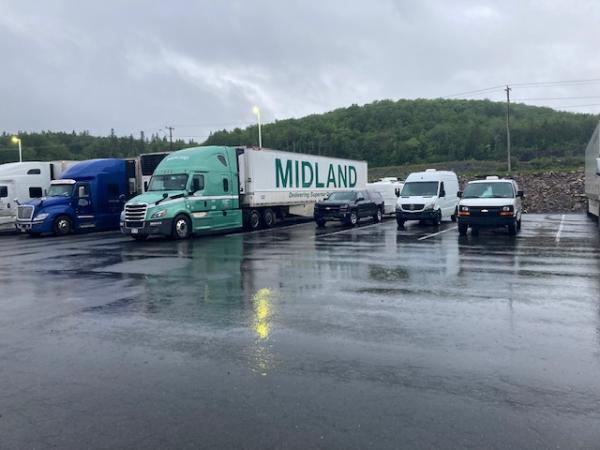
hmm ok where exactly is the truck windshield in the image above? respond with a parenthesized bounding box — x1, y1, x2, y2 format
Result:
(327, 192, 356, 201)
(148, 174, 189, 191)
(401, 182, 439, 196)
(463, 182, 514, 199)
(47, 184, 73, 197)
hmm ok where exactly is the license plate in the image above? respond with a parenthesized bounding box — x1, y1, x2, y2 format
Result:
(131, 228, 139, 234)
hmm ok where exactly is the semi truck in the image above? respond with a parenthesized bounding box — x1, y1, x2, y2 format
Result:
(15, 158, 138, 236)
(585, 121, 600, 221)
(0, 161, 76, 229)
(121, 146, 367, 240)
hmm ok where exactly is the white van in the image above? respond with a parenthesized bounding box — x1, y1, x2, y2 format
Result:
(395, 169, 459, 227)
(367, 178, 404, 215)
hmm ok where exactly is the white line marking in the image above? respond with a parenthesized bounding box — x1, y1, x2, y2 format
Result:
(417, 226, 457, 241)
(555, 214, 566, 243)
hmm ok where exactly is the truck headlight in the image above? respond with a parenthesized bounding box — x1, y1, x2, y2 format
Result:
(151, 209, 167, 219)
(34, 213, 49, 221)
(502, 206, 513, 212)
(424, 204, 434, 211)
(460, 206, 469, 212)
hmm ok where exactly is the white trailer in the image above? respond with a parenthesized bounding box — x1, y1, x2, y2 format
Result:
(237, 147, 368, 218)
(0, 161, 76, 226)
(137, 152, 170, 192)
(585, 121, 600, 220)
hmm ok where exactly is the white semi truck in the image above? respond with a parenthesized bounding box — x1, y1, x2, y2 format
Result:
(585, 121, 600, 221)
(0, 161, 76, 228)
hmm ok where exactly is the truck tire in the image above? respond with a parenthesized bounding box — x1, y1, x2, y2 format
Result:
(373, 207, 382, 223)
(172, 214, 192, 239)
(458, 223, 468, 236)
(396, 217, 405, 228)
(53, 215, 72, 236)
(451, 208, 457, 222)
(262, 208, 275, 228)
(246, 209, 261, 231)
(346, 210, 358, 227)
(508, 221, 517, 236)
(316, 219, 326, 228)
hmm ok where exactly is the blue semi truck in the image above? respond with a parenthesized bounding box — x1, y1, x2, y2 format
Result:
(15, 158, 138, 236)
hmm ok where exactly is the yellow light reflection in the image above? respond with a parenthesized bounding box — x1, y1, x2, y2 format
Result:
(253, 288, 272, 340)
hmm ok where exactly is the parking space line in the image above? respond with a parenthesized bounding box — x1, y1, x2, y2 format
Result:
(555, 214, 566, 243)
(417, 226, 457, 241)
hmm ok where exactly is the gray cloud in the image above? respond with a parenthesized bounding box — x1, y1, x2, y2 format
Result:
(1, 0, 599, 141)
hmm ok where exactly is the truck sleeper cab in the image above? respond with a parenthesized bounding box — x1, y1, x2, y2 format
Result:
(15, 159, 137, 236)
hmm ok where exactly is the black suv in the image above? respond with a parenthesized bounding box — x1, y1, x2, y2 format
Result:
(314, 190, 384, 227)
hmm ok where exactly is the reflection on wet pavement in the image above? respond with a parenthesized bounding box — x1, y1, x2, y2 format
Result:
(0, 214, 599, 449)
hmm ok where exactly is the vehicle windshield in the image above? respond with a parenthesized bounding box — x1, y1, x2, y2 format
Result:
(326, 191, 357, 201)
(47, 184, 73, 197)
(401, 181, 439, 196)
(463, 182, 514, 198)
(148, 174, 189, 191)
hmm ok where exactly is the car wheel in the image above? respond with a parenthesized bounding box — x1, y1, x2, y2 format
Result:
(373, 208, 382, 223)
(172, 214, 192, 239)
(508, 221, 517, 236)
(471, 226, 480, 237)
(347, 210, 358, 227)
(458, 223, 468, 236)
(316, 219, 326, 228)
(451, 208, 457, 222)
(432, 210, 442, 226)
(53, 215, 72, 236)
(262, 208, 275, 228)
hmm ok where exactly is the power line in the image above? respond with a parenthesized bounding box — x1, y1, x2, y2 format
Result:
(514, 95, 600, 101)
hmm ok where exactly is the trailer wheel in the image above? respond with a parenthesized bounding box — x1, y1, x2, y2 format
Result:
(172, 214, 192, 239)
(53, 215, 72, 236)
(246, 209, 261, 231)
(262, 208, 275, 228)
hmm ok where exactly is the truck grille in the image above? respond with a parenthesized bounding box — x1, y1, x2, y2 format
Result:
(17, 205, 34, 220)
(125, 203, 147, 221)
(470, 207, 502, 217)
(401, 204, 425, 211)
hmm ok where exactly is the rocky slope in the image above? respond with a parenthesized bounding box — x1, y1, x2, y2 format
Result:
(459, 170, 586, 213)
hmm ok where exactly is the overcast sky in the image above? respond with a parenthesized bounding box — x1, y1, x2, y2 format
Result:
(1, 0, 599, 141)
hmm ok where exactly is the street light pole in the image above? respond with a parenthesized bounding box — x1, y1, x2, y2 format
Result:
(11, 136, 22, 163)
(252, 106, 262, 148)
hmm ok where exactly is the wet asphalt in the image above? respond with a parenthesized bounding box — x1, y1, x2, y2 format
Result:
(0, 214, 599, 449)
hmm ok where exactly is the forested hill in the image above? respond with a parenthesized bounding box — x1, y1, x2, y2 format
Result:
(1, 99, 598, 168)
(0, 131, 193, 164)
(204, 99, 599, 168)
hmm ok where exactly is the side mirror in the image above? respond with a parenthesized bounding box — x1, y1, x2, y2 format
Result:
(14, 198, 20, 205)
(517, 190, 524, 198)
(162, 193, 168, 199)
(356, 196, 364, 202)
(119, 194, 126, 202)
(440, 190, 446, 198)
(457, 191, 463, 198)
(394, 188, 400, 198)
(78, 186, 87, 198)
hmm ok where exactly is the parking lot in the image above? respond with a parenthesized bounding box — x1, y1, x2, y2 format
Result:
(1, 214, 599, 449)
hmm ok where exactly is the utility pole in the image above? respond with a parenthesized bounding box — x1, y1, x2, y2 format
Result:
(505, 85, 512, 173)
(166, 126, 174, 151)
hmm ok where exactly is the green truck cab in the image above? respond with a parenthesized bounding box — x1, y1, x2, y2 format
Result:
(121, 146, 241, 240)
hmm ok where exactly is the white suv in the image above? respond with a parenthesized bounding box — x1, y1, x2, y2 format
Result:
(457, 176, 523, 236)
